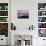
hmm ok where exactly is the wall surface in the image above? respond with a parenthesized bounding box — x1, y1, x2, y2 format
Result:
(11, 0, 46, 30)
(11, 0, 38, 30)
(11, 0, 46, 46)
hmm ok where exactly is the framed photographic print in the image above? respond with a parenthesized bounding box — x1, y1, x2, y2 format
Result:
(17, 10, 29, 19)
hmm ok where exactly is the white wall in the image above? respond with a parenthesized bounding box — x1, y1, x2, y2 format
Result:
(11, 0, 38, 30)
(11, 0, 46, 30)
(11, 0, 46, 46)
